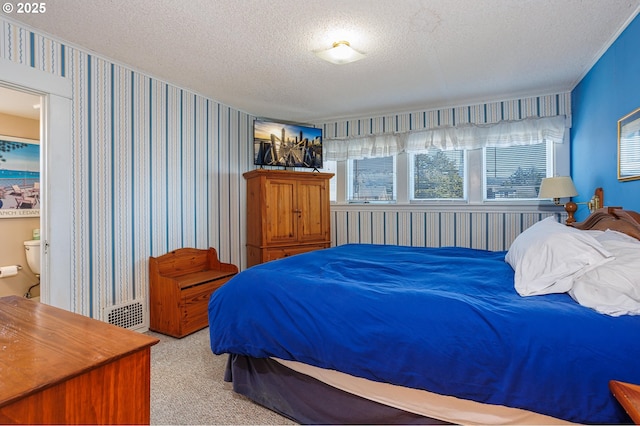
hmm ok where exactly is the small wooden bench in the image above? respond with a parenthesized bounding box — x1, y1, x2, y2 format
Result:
(149, 247, 238, 338)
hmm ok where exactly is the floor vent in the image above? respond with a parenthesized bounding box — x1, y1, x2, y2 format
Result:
(104, 300, 145, 331)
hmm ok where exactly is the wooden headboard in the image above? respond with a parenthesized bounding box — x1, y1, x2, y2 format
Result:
(571, 207, 640, 241)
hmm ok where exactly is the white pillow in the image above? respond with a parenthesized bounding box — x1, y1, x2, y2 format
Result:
(506, 216, 613, 296)
(595, 229, 640, 244)
(569, 238, 640, 316)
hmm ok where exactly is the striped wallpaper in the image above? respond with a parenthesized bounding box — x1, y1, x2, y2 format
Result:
(1, 18, 251, 320)
(2, 17, 570, 326)
(330, 208, 565, 251)
(321, 93, 570, 138)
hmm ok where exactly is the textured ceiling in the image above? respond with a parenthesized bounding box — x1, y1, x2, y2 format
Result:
(8, 0, 640, 122)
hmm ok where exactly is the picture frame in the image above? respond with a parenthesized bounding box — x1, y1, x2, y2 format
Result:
(0, 135, 40, 218)
(618, 107, 640, 181)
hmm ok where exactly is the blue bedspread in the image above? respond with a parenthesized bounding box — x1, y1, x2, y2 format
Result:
(208, 244, 640, 423)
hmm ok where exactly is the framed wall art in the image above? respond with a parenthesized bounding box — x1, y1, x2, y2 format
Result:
(618, 107, 640, 181)
(0, 136, 40, 218)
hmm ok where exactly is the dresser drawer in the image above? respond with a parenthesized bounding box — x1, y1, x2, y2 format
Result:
(265, 244, 329, 262)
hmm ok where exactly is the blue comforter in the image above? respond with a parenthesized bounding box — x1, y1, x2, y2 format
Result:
(209, 244, 640, 423)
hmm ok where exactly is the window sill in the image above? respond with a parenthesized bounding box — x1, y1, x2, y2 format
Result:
(331, 201, 565, 214)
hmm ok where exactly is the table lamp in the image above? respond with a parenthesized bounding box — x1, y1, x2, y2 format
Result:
(538, 176, 578, 224)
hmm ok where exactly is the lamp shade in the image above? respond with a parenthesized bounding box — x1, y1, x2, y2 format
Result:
(538, 176, 578, 199)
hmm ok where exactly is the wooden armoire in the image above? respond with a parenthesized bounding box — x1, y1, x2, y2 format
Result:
(244, 169, 333, 267)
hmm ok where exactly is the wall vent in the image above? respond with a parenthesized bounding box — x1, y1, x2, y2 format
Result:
(104, 300, 146, 331)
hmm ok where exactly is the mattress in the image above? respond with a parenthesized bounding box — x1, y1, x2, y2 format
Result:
(273, 357, 573, 425)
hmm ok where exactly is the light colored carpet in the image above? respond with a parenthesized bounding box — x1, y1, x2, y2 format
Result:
(147, 328, 296, 425)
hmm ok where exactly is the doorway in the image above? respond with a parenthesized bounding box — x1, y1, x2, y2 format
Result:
(1, 57, 73, 311)
(0, 86, 41, 300)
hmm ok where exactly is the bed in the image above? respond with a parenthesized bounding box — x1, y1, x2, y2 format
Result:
(208, 207, 640, 424)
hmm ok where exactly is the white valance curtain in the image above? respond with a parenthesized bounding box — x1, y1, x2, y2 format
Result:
(324, 115, 567, 161)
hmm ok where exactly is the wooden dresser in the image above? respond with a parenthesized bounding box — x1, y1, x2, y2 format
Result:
(0, 296, 159, 425)
(244, 169, 333, 267)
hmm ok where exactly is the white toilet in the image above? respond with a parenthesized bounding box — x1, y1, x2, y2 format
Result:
(24, 240, 41, 277)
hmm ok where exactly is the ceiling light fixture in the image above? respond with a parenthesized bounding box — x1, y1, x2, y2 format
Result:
(315, 41, 365, 65)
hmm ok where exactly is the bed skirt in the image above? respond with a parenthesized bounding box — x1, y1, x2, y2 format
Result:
(224, 354, 449, 424)
(224, 354, 575, 425)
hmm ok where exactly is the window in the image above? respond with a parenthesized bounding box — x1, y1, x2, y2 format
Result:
(411, 148, 465, 200)
(329, 130, 562, 205)
(484, 142, 549, 200)
(318, 160, 337, 202)
(348, 156, 395, 202)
